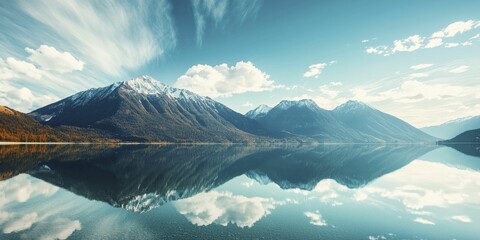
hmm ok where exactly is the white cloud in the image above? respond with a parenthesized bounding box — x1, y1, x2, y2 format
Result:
(304, 211, 328, 226)
(330, 81, 343, 86)
(25, 45, 84, 73)
(449, 65, 469, 73)
(192, 0, 262, 45)
(409, 73, 429, 79)
(20, 0, 176, 76)
(0, 59, 16, 80)
(5, 57, 42, 80)
(173, 191, 275, 228)
(451, 215, 471, 223)
(413, 217, 435, 225)
(175, 61, 275, 98)
(445, 42, 460, 48)
(431, 20, 475, 38)
(303, 61, 337, 78)
(410, 64, 434, 70)
(0, 84, 58, 112)
(365, 46, 389, 56)
(367, 20, 479, 55)
(424, 38, 443, 48)
(392, 35, 424, 53)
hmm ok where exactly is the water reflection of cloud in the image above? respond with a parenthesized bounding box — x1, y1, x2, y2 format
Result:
(304, 211, 327, 226)
(414, 217, 435, 225)
(451, 215, 471, 223)
(0, 174, 81, 239)
(173, 191, 276, 228)
(354, 161, 480, 214)
(21, 217, 81, 240)
(0, 174, 58, 206)
(2, 212, 38, 233)
(287, 179, 347, 206)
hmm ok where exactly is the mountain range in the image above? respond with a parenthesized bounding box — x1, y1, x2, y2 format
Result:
(29, 76, 286, 143)
(0, 75, 436, 143)
(421, 115, 480, 139)
(248, 99, 434, 143)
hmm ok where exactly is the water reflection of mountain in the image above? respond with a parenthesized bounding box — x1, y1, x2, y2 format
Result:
(1, 144, 437, 212)
(217, 144, 436, 189)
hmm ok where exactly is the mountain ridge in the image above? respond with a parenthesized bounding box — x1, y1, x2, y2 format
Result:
(29, 76, 292, 143)
(248, 99, 435, 143)
(421, 115, 480, 139)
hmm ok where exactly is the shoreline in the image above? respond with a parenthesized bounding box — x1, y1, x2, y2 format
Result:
(0, 141, 441, 146)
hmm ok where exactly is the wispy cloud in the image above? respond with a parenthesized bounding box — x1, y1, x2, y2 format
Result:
(0, 0, 177, 111)
(191, 0, 262, 45)
(366, 20, 480, 55)
(449, 65, 469, 73)
(303, 61, 336, 78)
(410, 64, 434, 70)
(414, 217, 435, 225)
(18, 0, 176, 76)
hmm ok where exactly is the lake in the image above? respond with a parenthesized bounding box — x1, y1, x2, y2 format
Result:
(0, 144, 479, 239)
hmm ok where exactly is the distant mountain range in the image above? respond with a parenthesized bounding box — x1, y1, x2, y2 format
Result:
(1, 75, 436, 143)
(421, 116, 480, 139)
(247, 99, 434, 143)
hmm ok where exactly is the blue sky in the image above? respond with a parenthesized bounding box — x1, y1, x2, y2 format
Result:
(0, 0, 479, 127)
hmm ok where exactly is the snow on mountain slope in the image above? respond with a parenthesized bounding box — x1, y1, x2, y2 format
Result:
(245, 104, 272, 119)
(276, 99, 320, 111)
(333, 100, 371, 112)
(421, 115, 480, 139)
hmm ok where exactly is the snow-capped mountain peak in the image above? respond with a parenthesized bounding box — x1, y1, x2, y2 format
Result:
(334, 100, 371, 112)
(121, 75, 206, 102)
(276, 99, 319, 110)
(122, 75, 168, 95)
(245, 104, 272, 119)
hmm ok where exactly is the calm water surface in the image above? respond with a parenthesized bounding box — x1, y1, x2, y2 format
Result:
(0, 144, 479, 239)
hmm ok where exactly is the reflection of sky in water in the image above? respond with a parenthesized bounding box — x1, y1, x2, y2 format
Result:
(1, 147, 479, 239)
